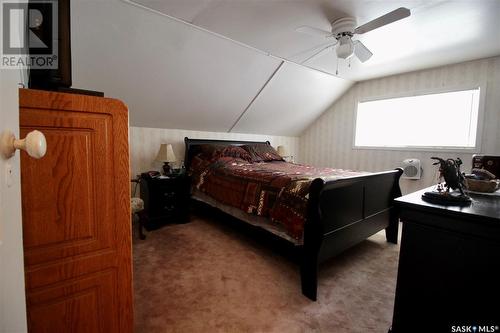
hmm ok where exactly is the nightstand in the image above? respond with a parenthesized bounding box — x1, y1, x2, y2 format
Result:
(139, 173, 190, 230)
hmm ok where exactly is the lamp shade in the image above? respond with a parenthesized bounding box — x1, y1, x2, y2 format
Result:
(156, 143, 176, 163)
(277, 145, 287, 157)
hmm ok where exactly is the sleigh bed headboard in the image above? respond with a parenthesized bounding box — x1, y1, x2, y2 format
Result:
(183, 137, 270, 170)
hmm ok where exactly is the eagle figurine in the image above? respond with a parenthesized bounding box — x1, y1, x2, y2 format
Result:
(431, 157, 467, 196)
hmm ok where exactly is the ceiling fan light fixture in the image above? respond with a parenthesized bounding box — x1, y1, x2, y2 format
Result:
(297, 7, 411, 67)
(336, 35, 354, 59)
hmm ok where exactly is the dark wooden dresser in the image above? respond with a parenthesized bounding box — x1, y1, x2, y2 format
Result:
(390, 187, 500, 332)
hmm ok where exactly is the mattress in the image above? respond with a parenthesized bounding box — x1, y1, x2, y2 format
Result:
(192, 188, 300, 245)
(189, 154, 367, 242)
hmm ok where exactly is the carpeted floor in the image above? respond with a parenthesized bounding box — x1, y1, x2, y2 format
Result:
(133, 211, 401, 333)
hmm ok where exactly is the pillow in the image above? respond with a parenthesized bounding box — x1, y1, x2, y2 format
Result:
(194, 144, 253, 163)
(196, 144, 224, 160)
(242, 144, 284, 162)
(219, 146, 253, 162)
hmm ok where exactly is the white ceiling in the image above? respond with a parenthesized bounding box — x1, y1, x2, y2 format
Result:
(70, 0, 500, 136)
(71, 0, 352, 135)
(132, 0, 500, 81)
(72, 0, 282, 132)
(232, 62, 351, 136)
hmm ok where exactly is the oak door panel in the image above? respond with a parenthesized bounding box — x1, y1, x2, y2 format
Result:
(20, 113, 113, 267)
(28, 270, 117, 333)
(21, 128, 96, 249)
(20, 89, 133, 333)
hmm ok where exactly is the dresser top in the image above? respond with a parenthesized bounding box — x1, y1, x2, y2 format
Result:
(395, 186, 500, 221)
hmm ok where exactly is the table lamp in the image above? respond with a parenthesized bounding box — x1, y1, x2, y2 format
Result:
(277, 145, 293, 162)
(156, 143, 176, 175)
(277, 145, 286, 157)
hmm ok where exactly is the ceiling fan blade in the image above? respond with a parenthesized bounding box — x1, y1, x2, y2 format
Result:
(353, 40, 373, 63)
(296, 26, 333, 38)
(301, 43, 337, 64)
(354, 7, 410, 34)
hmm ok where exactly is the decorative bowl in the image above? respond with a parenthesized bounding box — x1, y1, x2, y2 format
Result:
(466, 178, 500, 193)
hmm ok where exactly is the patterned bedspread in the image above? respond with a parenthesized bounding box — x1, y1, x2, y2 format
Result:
(189, 155, 367, 241)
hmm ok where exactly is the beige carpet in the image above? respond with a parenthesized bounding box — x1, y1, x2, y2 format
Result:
(133, 211, 400, 333)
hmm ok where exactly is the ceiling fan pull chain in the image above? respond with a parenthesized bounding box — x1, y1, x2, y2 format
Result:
(336, 58, 339, 75)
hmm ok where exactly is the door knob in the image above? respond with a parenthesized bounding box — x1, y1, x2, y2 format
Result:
(0, 130, 47, 159)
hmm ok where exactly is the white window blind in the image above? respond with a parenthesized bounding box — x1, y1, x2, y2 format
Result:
(354, 88, 481, 149)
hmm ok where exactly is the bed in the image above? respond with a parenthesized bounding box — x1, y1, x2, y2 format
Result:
(184, 137, 403, 301)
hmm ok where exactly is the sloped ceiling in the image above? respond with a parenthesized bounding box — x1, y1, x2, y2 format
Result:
(70, 0, 352, 135)
(232, 62, 351, 136)
(71, 0, 500, 136)
(132, 0, 500, 81)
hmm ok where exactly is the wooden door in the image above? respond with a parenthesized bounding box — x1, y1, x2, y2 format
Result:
(19, 89, 133, 332)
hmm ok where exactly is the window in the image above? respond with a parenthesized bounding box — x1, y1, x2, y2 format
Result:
(354, 88, 481, 150)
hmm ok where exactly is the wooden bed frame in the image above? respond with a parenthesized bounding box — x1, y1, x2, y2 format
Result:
(184, 137, 403, 301)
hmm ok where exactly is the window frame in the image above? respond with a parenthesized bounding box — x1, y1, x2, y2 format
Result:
(352, 83, 487, 153)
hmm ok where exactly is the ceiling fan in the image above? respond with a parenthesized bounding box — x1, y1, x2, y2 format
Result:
(296, 7, 411, 65)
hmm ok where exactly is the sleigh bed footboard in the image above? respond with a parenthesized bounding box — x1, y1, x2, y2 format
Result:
(301, 168, 403, 301)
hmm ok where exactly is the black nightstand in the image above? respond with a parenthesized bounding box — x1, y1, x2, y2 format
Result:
(140, 173, 190, 230)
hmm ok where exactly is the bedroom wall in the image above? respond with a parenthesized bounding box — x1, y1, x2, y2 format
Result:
(300, 56, 500, 194)
(0, 70, 27, 332)
(130, 127, 299, 178)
